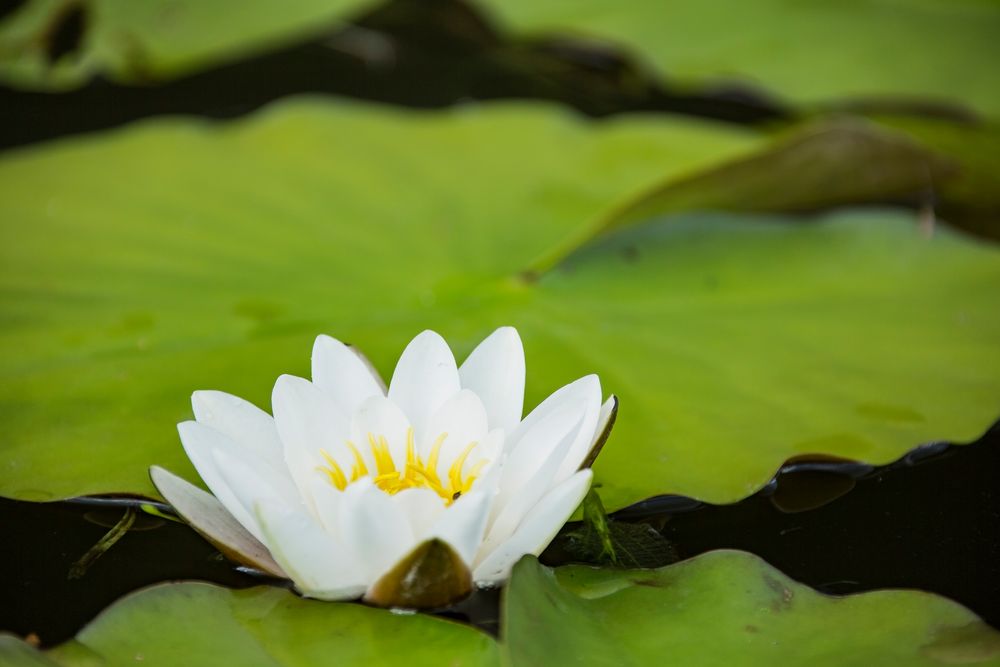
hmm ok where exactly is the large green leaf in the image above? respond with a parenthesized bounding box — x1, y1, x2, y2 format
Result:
(504, 552, 1000, 666)
(476, 0, 1000, 117)
(529, 118, 956, 273)
(29, 582, 495, 666)
(6, 553, 998, 665)
(0, 0, 368, 89)
(1, 98, 997, 508)
(869, 115, 1000, 241)
(0, 635, 63, 667)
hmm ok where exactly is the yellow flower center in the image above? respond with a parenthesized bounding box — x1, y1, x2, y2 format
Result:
(318, 428, 485, 505)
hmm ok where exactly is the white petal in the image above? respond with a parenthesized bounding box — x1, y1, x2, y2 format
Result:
(455, 428, 504, 517)
(350, 395, 412, 471)
(554, 387, 604, 481)
(339, 479, 415, 582)
(191, 390, 285, 471)
(391, 487, 446, 539)
(496, 397, 588, 507)
(347, 345, 388, 394)
(178, 420, 288, 541)
(473, 470, 592, 584)
(458, 327, 525, 433)
(468, 428, 504, 484)
(480, 412, 583, 555)
(514, 375, 602, 484)
(423, 389, 489, 480)
(306, 472, 343, 537)
(426, 489, 493, 566)
(511, 374, 601, 450)
(311, 335, 385, 413)
(255, 500, 366, 600)
(209, 448, 299, 540)
(150, 465, 286, 578)
(271, 375, 351, 505)
(387, 330, 460, 443)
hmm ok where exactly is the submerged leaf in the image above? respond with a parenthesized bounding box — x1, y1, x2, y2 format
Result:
(581, 490, 615, 563)
(67, 506, 135, 580)
(554, 489, 676, 568)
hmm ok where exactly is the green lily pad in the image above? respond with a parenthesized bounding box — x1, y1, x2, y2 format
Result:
(477, 0, 1000, 117)
(0, 635, 63, 667)
(503, 551, 1000, 665)
(530, 117, 956, 273)
(22, 582, 495, 666)
(0, 98, 997, 508)
(868, 115, 1000, 241)
(0, 0, 368, 90)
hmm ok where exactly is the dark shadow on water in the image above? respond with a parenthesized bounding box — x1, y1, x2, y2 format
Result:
(0, 498, 260, 646)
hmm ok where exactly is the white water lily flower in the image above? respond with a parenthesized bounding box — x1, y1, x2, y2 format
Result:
(163, 327, 616, 604)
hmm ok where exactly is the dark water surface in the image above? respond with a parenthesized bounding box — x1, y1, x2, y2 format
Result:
(2, 423, 997, 645)
(603, 423, 1000, 623)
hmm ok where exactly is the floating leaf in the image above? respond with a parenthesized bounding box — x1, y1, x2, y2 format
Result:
(0, 99, 997, 509)
(0, 0, 369, 89)
(477, 0, 1000, 117)
(503, 552, 1000, 666)
(869, 115, 1000, 241)
(0, 635, 61, 667)
(33, 582, 498, 666)
(531, 118, 956, 272)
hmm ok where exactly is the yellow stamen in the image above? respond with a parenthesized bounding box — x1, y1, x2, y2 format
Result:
(448, 441, 478, 491)
(316, 427, 485, 505)
(425, 432, 447, 482)
(369, 433, 396, 476)
(344, 440, 369, 481)
(406, 429, 417, 467)
(318, 449, 348, 490)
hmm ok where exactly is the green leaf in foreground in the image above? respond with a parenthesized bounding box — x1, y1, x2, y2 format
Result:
(503, 551, 1000, 666)
(0, 635, 62, 667)
(30, 583, 495, 667)
(0, 99, 997, 507)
